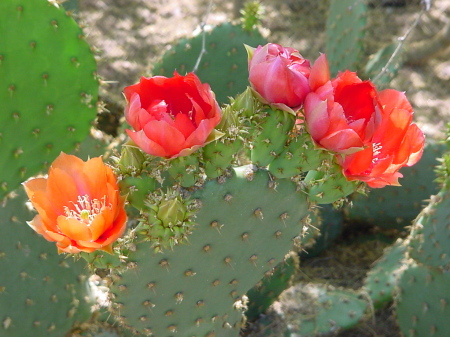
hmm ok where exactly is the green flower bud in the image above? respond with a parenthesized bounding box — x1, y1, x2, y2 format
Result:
(118, 145, 146, 175)
(157, 197, 187, 228)
(232, 86, 260, 119)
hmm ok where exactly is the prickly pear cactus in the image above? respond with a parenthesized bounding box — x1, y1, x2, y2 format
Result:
(0, 188, 93, 337)
(300, 204, 344, 258)
(363, 239, 407, 309)
(245, 253, 298, 322)
(325, 0, 367, 76)
(250, 107, 295, 167)
(395, 263, 450, 337)
(108, 166, 310, 337)
(152, 23, 267, 104)
(393, 132, 450, 337)
(276, 284, 370, 336)
(0, 0, 98, 199)
(407, 189, 450, 270)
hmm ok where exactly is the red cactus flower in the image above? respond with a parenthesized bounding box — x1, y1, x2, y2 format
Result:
(338, 89, 425, 188)
(124, 72, 222, 159)
(247, 43, 311, 109)
(304, 54, 382, 154)
(23, 153, 127, 254)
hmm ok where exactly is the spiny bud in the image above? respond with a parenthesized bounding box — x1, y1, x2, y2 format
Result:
(139, 191, 198, 251)
(231, 86, 260, 119)
(118, 145, 145, 176)
(157, 197, 187, 228)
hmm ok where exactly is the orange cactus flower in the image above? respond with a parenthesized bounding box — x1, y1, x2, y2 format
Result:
(337, 90, 425, 188)
(23, 153, 127, 254)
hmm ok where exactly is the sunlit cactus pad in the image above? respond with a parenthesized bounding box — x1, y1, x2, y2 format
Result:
(109, 166, 310, 337)
(0, 0, 98, 199)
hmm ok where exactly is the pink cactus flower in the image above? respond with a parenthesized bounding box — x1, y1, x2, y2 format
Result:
(247, 43, 311, 109)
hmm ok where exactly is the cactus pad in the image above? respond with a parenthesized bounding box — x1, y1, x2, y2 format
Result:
(152, 23, 267, 105)
(363, 239, 407, 309)
(0, 0, 98, 199)
(395, 263, 450, 337)
(277, 284, 369, 336)
(245, 254, 298, 321)
(325, 0, 367, 76)
(408, 185, 450, 270)
(109, 166, 310, 336)
(365, 42, 404, 86)
(0, 188, 92, 337)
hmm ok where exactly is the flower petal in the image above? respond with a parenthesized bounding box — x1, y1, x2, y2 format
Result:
(173, 111, 197, 139)
(309, 53, 330, 92)
(142, 120, 187, 157)
(57, 216, 92, 242)
(378, 89, 412, 115)
(304, 94, 330, 140)
(47, 167, 81, 213)
(126, 129, 170, 158)
(320, 129, 365, 155)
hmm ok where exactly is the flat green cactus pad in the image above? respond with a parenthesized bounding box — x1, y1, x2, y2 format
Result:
(325, 0, 367, 76)
(363, 239, 407, 309)
(408, 184, 450, 270)
(0, 0, 98, 199)
(365, 42, 404, 86)
(152, 23, 267, 105)
(395, 263, 450, 337)
(0, 188, 92, 337)
(110, 166, 310, 337)
(245, 254, 298, 321)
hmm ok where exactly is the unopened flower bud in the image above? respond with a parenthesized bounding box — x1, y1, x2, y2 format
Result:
(157, 197, 187, 228)
(231, 86, 260, 119)
(118, 145, 145, 175)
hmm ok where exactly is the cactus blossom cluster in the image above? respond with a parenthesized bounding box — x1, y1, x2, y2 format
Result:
(248, 44, 425, 188)
(23, 41, 425, 254)
(21, 40, 425, 337)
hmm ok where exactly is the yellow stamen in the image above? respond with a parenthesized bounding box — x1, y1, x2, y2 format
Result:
(64, 195, 110, 225)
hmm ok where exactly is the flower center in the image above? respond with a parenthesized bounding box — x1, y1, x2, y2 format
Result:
(64, 195, 108, 225)
(372, 142, 383, 164)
